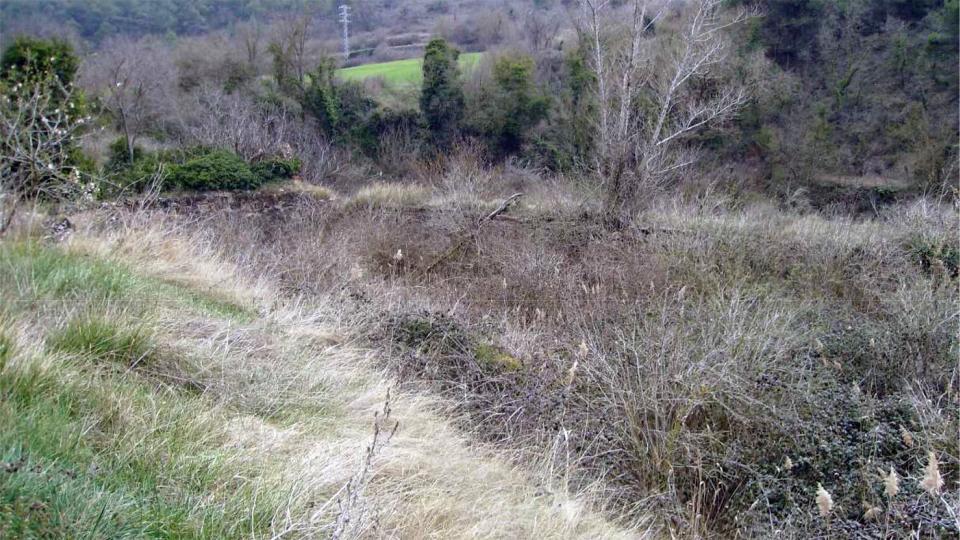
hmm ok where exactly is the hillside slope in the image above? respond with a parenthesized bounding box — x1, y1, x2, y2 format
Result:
(0, 216, 643, 539)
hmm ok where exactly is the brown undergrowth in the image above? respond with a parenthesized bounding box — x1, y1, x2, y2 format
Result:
(90, 174, 959, 538)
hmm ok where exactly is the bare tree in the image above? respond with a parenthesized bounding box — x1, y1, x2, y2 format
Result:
(183, 82, 339, 182)
(185, 85, 297, 161)
(523, 7, 564, 53)
(269, 15, 314, 95)
(81, 39, 176, 163)
(0, 77, 89, 234)
(237, 20, 264, 68)
(576, 0, 754, 221)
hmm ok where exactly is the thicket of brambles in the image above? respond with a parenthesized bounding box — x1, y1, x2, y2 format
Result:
(0, 0, 957, 537)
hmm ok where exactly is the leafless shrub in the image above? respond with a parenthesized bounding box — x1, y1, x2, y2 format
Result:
(431, 142, 500, 228)
(175, 33, 253, 93)
(144, 170, 957, 537)
(374, 122, 423, 177)
(288, 128, 342, 184)
(184, 86, 297, 160)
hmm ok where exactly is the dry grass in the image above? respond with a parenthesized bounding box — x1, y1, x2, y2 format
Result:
(13, 161, 953, 537)
(259, 179, 334, 199)
(9, 212, 647, 539)
(348, 182, 432, 210)
(148, 175, 959, 537)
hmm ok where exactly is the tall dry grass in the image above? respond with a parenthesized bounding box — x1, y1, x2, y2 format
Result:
(132, 167, 960, 537)
(46, 209, 648, 539)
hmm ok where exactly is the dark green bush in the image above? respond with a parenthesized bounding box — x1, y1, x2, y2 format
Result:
(251, 157, 301, 183)
(101, 145, 284, 196)
(98, 138, 164, 197)
(106, 137, 145, 170)
(167, 150, 258, 191)
(465, 53, 550, 158)
(1, 37, 78, 88)
(420, 38, 464, 149)
(103, 156, 165, 197)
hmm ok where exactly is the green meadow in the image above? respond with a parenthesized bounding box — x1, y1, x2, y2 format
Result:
(337, 52, 483, 86)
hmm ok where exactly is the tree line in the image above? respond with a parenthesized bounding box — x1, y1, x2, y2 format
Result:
(0, 0, 327, 43)
(1, 0, 957, 232)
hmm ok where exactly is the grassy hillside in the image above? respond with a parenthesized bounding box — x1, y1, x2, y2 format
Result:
(338, 52, 483, 86)
(0, 215, 638, 539)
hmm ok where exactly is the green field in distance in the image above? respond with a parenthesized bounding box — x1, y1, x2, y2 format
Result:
(337, 52, 483, 86)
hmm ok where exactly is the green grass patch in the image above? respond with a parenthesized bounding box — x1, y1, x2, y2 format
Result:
(0, 320, 14, 371)
(474, 343, 522, 372)
(0, 356, 285, 538)
(0, 239, 326, 536)
(0, 241, 254, 322)
(152, 279, 255, 322)
(0, 242, 140, 311)
(47, 316, 154, 368)
(337, 52, 483, 86)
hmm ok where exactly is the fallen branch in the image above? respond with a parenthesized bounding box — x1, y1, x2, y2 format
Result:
(422, 193, 524, 275)
(482, 192, 524, 223)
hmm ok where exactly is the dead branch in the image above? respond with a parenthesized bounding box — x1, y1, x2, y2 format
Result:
(422, 193, 525, 275)
(482, 192, 524, 223)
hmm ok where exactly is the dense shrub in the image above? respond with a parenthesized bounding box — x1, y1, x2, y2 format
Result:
(299, 57, 381, 153)
(101, 139, 180, 196)
(302, 57, 340, 137)
(468, 53, 550, 157)
(334, 81, 379, 149)
(420, 38, 465, 149)
(727, 0, 959, 190)
(104, 143, 298, 195)
(526, 50, 595, 171)
(102, 153, 166, 197)
(0, 37, 78, 88)
(167, 150, 258, 191)
(251, 157, 301, 183)
(106, 137, 145, 168)
(0, 37, 91, 215)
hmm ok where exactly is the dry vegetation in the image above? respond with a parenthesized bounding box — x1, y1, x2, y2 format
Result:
(0, 210, 643, 538)
(1, 146, 957, 537)
(89, 157, 956, 538)
(2, 0, 958, 537)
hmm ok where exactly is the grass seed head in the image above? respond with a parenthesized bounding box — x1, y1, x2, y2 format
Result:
(920, 452, 943, 496)
(816, 483, 833, 517)
(883, 466, 900, 498)
(862, 501, 882, 521)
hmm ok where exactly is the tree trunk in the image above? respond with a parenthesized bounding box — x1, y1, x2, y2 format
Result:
(602, 164, 630, 230)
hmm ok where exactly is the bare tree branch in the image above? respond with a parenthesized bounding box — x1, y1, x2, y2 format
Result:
(575, 0, 756, 220)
